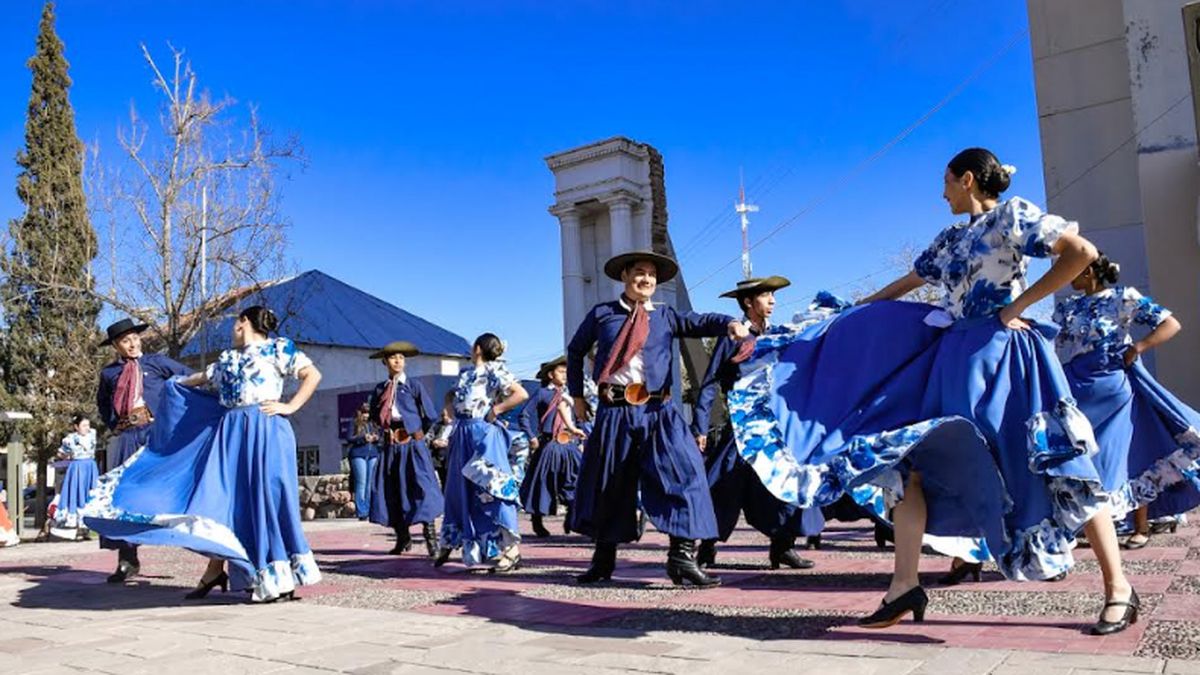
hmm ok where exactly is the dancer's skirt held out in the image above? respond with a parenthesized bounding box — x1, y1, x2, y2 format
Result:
(520, 436, 582, 516)
(570, 399, 719, 543)
(82, 381, 320, 601)
(368, 437, 444, 529)
(730, 300, 1105, 580)
(439, 417, 521, 567)
(704, 425, 824, 541)
(1063, 346, 1200, 521)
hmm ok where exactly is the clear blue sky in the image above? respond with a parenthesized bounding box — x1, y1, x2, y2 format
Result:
(0, 1, 1046, 376)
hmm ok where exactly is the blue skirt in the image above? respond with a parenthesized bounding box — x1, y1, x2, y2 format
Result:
(51, 459, 99, 535)
(439, 417, 521, 567)
(705, 426, 824, 540)
(571, 399, 719, 542)
(83, 381, 320, 601)
(1064, 347, 1200, 521)
(730, 301, 1097, 580)
(368, 438, 444, 529)
(520, 436, 582, 516)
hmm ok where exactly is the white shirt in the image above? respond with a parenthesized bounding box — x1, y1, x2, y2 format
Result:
(389, 372, 408, 419)
(604, 296, 654, 386)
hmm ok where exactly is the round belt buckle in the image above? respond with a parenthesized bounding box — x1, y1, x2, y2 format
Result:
(555, 430, 573, 444)
(624, 383, 650, 405)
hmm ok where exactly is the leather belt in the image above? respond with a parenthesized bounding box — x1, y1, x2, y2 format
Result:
(599, 383, 670, 407)
(116, 406, 153, 432)
(386, 428, 424, 444)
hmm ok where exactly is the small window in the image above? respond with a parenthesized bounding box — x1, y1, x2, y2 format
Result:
(296, 445, 321, 476)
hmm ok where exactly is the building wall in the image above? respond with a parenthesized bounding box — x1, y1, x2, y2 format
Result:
(1028, 0, 1200, 403)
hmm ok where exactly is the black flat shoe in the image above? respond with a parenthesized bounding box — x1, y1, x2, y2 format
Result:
(106, 561, 140, 584)
(184, 571, 229, 600)
(1090, 589, 1139, 636)
(858, 586, 928, 628)
(937, 561, 982, 586)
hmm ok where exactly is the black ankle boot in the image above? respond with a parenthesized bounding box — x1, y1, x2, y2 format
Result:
(390, 529, 412, 555)
(666, 537, 721, 588)
(422, 523, 438, 557)
(531, 514, 551, 538)
(696, 539, 717, 568)
(562, 507, 572, 535)
(577, 543, 617, 584)
(769, 536, 815, 570)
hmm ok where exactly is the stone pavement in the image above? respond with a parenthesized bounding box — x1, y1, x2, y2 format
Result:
(1, 515, 1198, 674)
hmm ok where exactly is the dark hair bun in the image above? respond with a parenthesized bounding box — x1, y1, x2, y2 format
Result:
(473, 333, 505, 362)
(71, 413, 87, 426)
(1091, 253, 1121, 285)
(948, 147, 1012, 199)
(239, 305, 279, 336)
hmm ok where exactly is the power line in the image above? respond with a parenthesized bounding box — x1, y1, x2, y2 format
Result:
(685, 25, 1031, 293)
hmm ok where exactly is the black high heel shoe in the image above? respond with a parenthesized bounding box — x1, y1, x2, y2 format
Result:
(184, 571, 229, 600)
(1091, 589, 1140, 635)
(874, 523, 892, 549)
(937, 561, 982, 586)
(857, 586, 928, 628)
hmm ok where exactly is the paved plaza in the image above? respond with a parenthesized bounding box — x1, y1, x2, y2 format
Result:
(2, 515, 1199, 674)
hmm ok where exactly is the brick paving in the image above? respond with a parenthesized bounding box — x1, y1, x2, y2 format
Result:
(1, 513, 1198, 673)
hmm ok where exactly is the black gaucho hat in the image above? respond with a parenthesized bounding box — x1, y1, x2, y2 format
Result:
(369, 340, 420, 359)
(603, 250, 679, 284)
(536, 355, 567, 383)
(719, 275, 791, 299)
(100, 318, 150, 347)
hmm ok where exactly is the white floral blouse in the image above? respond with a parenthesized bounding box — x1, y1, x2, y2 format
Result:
(914, 197, 1077, 320)
(60, 430, 97, 460)
(1053, 286, 1173, 364)
(452, 361, 518, 419)
(205, 337, 314, 408)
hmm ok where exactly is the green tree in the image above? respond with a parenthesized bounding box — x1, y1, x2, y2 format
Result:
(0, 2, 102, 517)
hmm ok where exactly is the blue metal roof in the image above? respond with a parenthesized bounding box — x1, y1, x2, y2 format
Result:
(181, 270, 471, 357)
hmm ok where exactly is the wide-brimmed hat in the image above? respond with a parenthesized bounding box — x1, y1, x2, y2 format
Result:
(536, 355, 567, 382)
(369, 340, 420, 359)
(100, 318, 150, 347)
(719, 275, 791, 299)
(603, 250, 679, 283)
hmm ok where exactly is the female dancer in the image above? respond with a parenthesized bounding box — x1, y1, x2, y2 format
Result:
(434, 334, 529, 572)
(84, 306, 323, 603)
(50, 415, 100, 541)
(728, 148, 1135, 635)
(520, 356, 586, 537)
(1054, 255, 1199, 549)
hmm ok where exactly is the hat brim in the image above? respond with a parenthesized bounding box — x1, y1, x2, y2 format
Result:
(536, 356, 568, 381)
(99, 323, 150, 347)
(603, 251, 679, 283)
(718, 275, 791, 299)
(369, 344, 420, 359)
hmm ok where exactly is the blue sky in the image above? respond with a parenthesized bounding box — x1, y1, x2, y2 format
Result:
(0, 1, 1045, 376)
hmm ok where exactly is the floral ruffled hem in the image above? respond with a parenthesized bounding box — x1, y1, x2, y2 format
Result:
(463, 454, 522, 504)
(1107, 427, 1200, 520)
(438, 521, 519, 568)
(244, 553, 322, 602)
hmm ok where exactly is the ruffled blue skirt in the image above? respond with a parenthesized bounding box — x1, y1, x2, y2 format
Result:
(520, 436, 582, 516)
(83, 381, 320, 601)
(51, 459, 99, 536)
(439, 416, 521, 567)
(731, 300, 1104, 580)
(1064, 347, 1200, 521)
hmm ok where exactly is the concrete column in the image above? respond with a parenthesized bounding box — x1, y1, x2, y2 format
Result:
(551, 204, 586, 347)
(603, 192, 639, 297)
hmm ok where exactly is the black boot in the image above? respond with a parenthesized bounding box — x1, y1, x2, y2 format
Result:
(874, 522, 892, 549)
(666, 537, 721, 588)
(635, 510, 648, 541)
(696, 539, 717, 568)
(805, 535, 822, 550)
(577, 543, 617, 584)
(562, 506, 572, 535)
(390, 528, 412, 555)
(107, 545, 140, 583)
(531, 514, 551, 538)
(769, 536, 815, 570)
(421, 522, 438, 557)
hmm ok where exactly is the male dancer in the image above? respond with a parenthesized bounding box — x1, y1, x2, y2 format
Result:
(567, 250, 749, 587)
(96, 318, 191, 582)
(519, 356, 583, 537)
(367, 341, 444, 556)
(693, 276, 823, 570)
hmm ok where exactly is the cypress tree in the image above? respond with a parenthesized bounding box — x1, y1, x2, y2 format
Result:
(1, 2, 101, 516)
